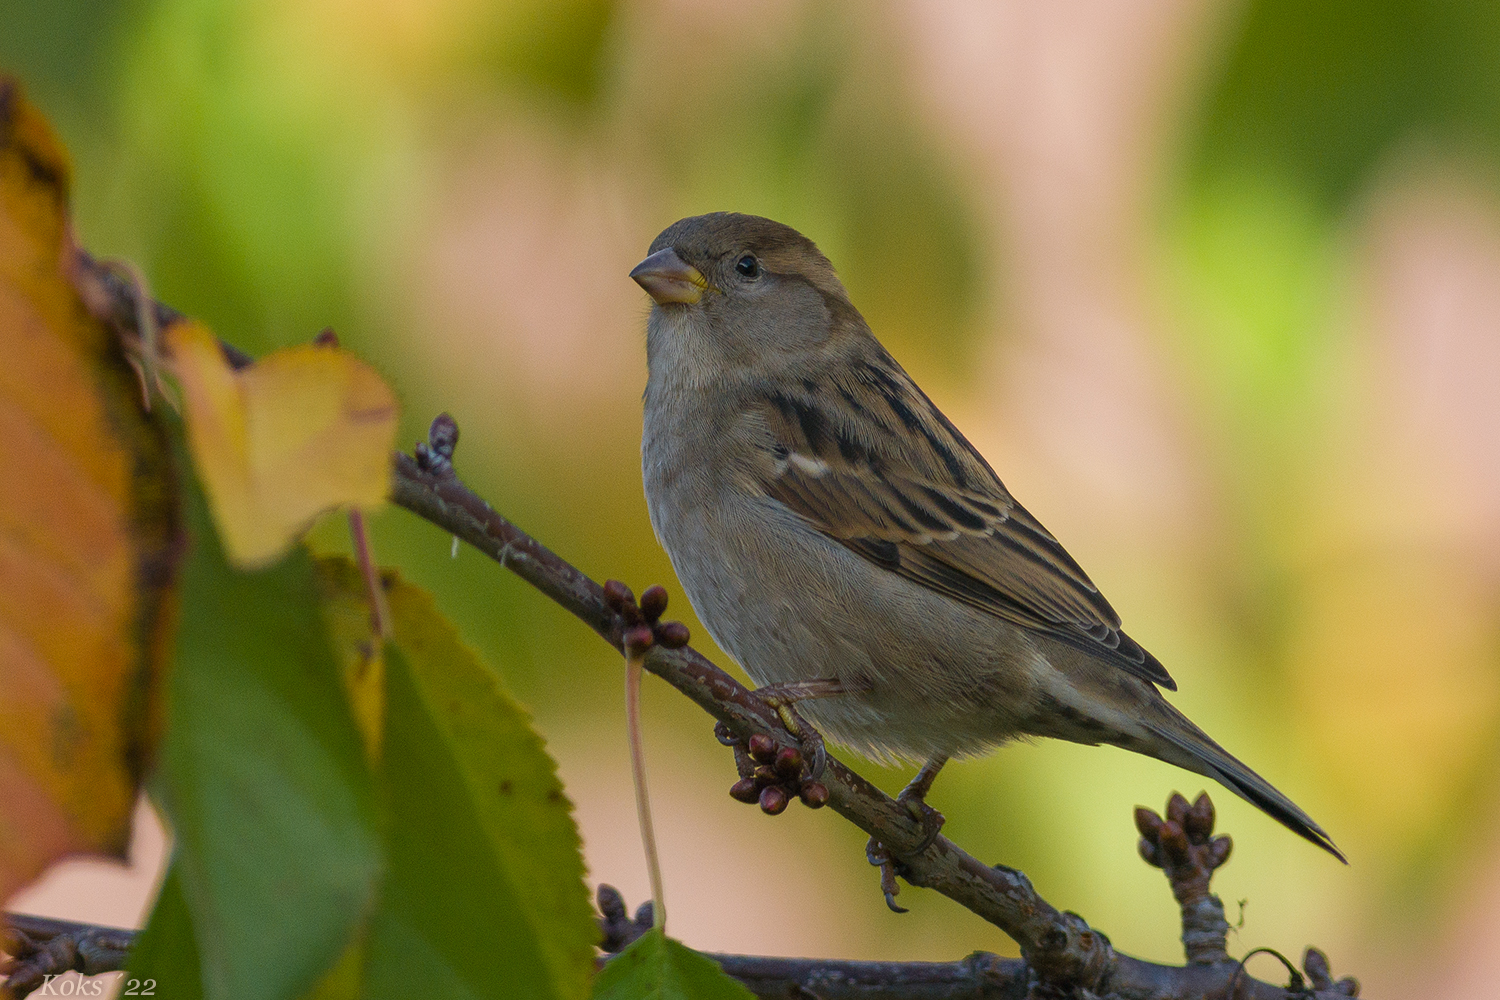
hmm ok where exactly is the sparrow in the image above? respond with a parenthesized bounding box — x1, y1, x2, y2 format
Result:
(631, 212, 1342, 861)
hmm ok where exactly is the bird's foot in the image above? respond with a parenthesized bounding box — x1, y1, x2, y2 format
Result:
(602, 580, 692, 657)
(858, 775, 945, 914)
(892, 754, 948, 854)
(864, 837, 910, 913)
(774, 707, 828, 783)
(896, 788, 946, 854)
(715, 721, 829, 815)
(754, 679, 857, 781)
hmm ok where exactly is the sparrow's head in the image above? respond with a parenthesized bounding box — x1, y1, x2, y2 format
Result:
(631, 213, 866, 386)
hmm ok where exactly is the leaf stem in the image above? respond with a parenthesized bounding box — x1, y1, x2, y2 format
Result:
(348, 508, 391, 639)
(625, 652, 666, 931)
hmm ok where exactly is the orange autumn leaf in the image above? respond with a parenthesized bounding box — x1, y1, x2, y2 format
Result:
(166, 321, 398, 569)
(0, 80, 181, 906)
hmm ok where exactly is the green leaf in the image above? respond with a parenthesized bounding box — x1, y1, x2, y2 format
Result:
(130, 862, 367, 1000)
(126, 863, 204, 1000)
(313, 558, 597, 1000)
(144, 474, 382, 1000)
(590, 930, 754, 1000)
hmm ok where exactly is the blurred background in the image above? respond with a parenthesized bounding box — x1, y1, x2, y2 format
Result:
(6, 0, 1500, 995)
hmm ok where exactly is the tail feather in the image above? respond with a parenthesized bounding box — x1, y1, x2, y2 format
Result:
(1143, 713, 1345, 863)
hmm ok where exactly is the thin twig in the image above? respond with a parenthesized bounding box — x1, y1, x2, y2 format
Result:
(101, 259, 159, 411)
(1, 914, 135, 996)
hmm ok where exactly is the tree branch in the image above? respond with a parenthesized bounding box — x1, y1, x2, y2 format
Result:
(389, 414, 1360, 999)
(595, 882, 1028, 998)
(1, 914, 134, 995)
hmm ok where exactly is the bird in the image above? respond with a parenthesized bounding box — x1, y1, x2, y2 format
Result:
(630, 211, 1342, 862)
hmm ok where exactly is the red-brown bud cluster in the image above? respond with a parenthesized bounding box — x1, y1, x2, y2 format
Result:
(726, 729, 828, 814)
(656, 621, 690, 648)
(603, 580, 692, 652)
(1134, 792, 1231, 872)
(798, 782, 830, 808)
(622, 625, 655, 657)
(748, 733, 776, 762)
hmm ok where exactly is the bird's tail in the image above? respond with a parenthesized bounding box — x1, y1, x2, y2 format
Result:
(1136, 703, 1345, 863)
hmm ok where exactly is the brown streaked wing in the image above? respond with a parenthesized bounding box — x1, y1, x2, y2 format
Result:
(754, 358, 1177, 691)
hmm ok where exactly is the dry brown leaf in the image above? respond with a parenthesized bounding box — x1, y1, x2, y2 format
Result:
(166, 321, 398, 569)
(0, 79, 181, 907)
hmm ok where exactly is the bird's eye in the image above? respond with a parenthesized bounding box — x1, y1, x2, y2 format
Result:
(735, 254, 761, 278)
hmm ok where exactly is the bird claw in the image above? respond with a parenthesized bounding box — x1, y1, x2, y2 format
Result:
(865, 837, 910, 913)
(794, 718, 827, 782)
(759, 698, 829, 785)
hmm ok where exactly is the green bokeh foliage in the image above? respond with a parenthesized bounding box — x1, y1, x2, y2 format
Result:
(134, 453, 382, 1000)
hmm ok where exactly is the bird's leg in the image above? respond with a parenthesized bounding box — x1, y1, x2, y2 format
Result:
(757, 678, 842, 774)
(862, 755, 948, 910)
(756, 676, 871, 779)
(896, 754, 948, 853)
(754, 677, 854, 706)
(856, 758, 948, 912)
(713, 676, 853, 815)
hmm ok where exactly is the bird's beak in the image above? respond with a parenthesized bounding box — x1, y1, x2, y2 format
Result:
(630, 248, 708, 305)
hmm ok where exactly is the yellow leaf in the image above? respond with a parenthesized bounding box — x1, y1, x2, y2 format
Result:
(167, 321, 398, 568)
(0, 78, 181, 905)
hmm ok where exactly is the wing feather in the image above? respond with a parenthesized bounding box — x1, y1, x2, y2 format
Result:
(755, 354, 1175, 690)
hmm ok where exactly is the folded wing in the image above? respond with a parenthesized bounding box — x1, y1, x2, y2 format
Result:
(754, 354, 1176, 691)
